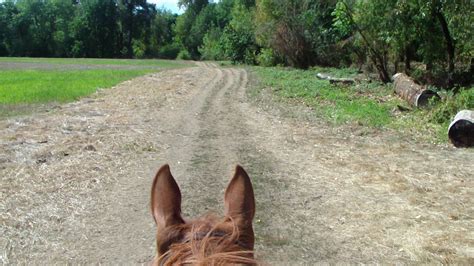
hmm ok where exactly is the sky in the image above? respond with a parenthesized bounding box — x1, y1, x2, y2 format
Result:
(148, 0, 183, 14)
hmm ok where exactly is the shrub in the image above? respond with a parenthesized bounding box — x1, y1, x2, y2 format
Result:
(177, 49, 192, 60)
(158, 43, 181, 59)
(428, 88, 474, 124)
(199, 28, 226, 60)
(257, 48, 277, 67)
(132, 39, 146, 59)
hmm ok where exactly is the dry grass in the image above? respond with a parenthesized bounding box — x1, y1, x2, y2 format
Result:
(246, 74, 474, 264)
(0, 70, 195, 263)
(1, 64, 473, 264)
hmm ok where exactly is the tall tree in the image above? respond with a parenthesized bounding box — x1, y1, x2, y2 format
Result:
(174, 0, 211, 59)
(118, 0, 154, 58)
(256, 0, 339, 69)
(71, 0, 120, 58)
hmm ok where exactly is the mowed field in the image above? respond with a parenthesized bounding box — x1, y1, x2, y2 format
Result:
(1, 58, 473, 264)
(0, 57, 190, 117)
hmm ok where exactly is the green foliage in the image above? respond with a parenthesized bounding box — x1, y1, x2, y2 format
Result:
(428, 88, 474, 124)
(158, 43, 181, 59)
(174, 1, 215, 59)
(333, 0, 473, 85)
(132, 39, 146, 58)
(256, 48, 278, 67)
(177, 49, 191, 60)
(254, 65, 474, 143)
(255, 0, 341, 69)
(0, 0, 166, 59)
(0, 0, 472, 89)
(149, 8, 178, 57)
(199, 27, 226, 60)
(332, 2, 352, 36)
(220, 2, 258, 64)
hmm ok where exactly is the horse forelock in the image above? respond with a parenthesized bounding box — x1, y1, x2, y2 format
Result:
(155, 215, 257, 265)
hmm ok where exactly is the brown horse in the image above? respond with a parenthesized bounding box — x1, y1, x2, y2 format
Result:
(150, 164, 257, 265)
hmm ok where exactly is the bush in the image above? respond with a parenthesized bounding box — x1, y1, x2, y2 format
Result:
(158, 43, 181, 59)
(428, 88, 474, 124)
(199, 28, 226, 60)
(132, 39, 146, 59)
(177, 49, 192, 60)
(220, 3, 258, 64)
(257, 48, 277, 67)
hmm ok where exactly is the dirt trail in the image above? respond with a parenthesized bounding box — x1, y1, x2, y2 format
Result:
(1, 63, 473, 264)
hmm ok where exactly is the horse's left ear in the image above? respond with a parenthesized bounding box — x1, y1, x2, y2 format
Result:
(151, 164, 185, 231)
(224, 165, 255, 228)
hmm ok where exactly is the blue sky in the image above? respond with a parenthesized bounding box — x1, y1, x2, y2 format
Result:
(148, 0, 183, 14)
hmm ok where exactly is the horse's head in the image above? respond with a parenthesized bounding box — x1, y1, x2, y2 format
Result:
(151, 164, 256, 265)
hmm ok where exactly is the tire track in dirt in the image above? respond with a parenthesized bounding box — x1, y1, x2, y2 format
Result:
(1, 63, 472, 264)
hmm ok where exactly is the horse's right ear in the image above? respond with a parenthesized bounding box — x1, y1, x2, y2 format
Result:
(224, 165, 255, 226)
(151, 164, 185, 230)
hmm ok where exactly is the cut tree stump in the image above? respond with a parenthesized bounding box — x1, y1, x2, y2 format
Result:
(316, 73, 355, 85)
(392, 73, 440, 107)
(448, 110, 474, 148)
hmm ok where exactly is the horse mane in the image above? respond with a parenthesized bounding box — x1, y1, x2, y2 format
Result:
(156, 215, 258, 265)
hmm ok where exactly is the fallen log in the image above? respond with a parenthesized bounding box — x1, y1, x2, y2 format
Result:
(392, 73, 440, 107)
(316, 73, 355, 85)
(448, 110, 474, 148)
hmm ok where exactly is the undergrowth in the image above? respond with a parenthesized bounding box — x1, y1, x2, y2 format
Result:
(252, 66, 396, 127)
(393, 88, 474, 142)
(252, 66, 473, 144)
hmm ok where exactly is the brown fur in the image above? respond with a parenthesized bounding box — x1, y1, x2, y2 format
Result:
(151, 165, 257, 265)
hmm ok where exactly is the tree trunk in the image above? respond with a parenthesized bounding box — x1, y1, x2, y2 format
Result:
(316, 73, 355, 85)
(127, 9, 133, 58)
(341, 2, 390, 83)
(374, 58, 391, 83)
(392, 73, 440, 107)
(470, 57, 474, 74)
(404, 47, 411, 73)
(436, 9, 455, 87)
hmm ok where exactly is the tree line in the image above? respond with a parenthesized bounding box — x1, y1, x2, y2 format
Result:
(0, 0, 177, 58)
(0, 0, 472, 86)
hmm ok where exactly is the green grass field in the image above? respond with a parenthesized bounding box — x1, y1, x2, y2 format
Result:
(0, 57, 192, 118)
(0, 57, 192, 105)
(252, 66, 474, 143)
(0, 69, 153, 104)
(253, 66, 397, 127)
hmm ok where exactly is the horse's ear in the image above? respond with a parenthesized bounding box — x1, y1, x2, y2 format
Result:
(224, 165, 255, 226)
(151, 164, 185, 230)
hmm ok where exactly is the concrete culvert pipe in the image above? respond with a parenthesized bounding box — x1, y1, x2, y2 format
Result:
(392, 73, 440, 107)
(448, 110, 474, 148)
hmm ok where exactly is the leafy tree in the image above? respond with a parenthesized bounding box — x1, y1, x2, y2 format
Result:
(149, 8, 178, 58)
(221, 2, 258, 64)
(199, 26, 226, 60)
(71, 0, 120, 58)
(0, 1, 20, 56)
(118, 0, 155, 58)
(256, 0, 339, 69)
(178, 0, 209, 12)
(175, 1, 216, 59)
